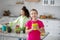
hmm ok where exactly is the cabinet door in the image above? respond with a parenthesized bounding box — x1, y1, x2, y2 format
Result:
(43, 0, 60, 6)
(54, 0, 60, 6)
(0, 35, 3, 40)
(47, 20, 60, 29)
(40, 19, 60, 36)
(45, 20, 60, 36)
(4, 37, 18, 40)
(4, 37, 7, 40)
(43, 35, 60, 40)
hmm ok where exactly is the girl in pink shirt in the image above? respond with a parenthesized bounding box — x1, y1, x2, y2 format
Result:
(25, 9, 45, 40)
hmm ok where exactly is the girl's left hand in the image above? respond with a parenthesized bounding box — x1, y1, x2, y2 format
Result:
(40, 28, 45, 36)
(41, 32, 45, 36)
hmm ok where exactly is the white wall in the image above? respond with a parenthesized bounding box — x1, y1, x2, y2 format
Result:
(0, 0, 24, 16)
(0, 0, 60, 18)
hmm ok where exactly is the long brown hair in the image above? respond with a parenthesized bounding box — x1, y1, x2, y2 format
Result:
(21, 6, 30, 18)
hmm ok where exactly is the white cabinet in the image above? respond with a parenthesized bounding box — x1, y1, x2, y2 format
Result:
(0, 35, 3, 40)
(1, 36, 18, 40)
(54, 0, 60, 6)
(43, 0, 60, 6)
(40, 19, 60, 40)
(40, 19, 60, 36)
(4, 37, 18, 40)
(43, 35, 60, 40)
(0, 34, 18, 40)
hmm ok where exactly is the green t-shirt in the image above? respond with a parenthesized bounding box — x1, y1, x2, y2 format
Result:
(9, 16, 29, 30)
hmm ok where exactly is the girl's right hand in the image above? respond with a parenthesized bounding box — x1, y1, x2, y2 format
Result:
(26, 27, 33, 33)
(29, 28, 33, 32)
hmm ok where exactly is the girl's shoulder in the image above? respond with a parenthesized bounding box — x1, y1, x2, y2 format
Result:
(17, 16, 21, 19)
(27, 19, 42, 23)
(26, 20, 32, 26)
(37, 19, 43, 23)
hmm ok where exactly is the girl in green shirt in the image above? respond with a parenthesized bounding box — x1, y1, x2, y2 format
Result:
(8, 6, 30, 40)
(9, 6, 29, 32)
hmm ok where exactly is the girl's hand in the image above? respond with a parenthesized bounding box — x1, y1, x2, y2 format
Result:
(40, 28, 45, 36)
(26, 27, 33, 33)
(29, 28, 33, 32)
(31, 26, 34, 30)
(41, 32, 45, 36)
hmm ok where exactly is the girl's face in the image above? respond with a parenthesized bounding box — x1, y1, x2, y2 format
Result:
(30, 11, 38, 19)
(20, 10, 25, 16)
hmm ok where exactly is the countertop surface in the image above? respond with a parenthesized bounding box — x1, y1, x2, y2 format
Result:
(39, 18, 60, 21)
(0, 32, 49, 40)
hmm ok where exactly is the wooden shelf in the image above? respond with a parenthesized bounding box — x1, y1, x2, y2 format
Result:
(16, 2, 24, 4)
(25, 0, 40, 2)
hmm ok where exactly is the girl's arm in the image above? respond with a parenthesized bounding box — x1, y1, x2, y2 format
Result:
(26, 27, 32, 33)
(36, 26, 45, 36)
(39, 27, 45, 36)
(40, 27, 45, 33)
(8, 17, 20, 27)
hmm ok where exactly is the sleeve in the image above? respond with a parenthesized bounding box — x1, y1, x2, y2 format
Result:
(25, 21, 29, 27)
(24, 18, 29, 24)
(25, 21, 30, 29)
(9, 17, 20, 27)
(39, 21, 44, 28)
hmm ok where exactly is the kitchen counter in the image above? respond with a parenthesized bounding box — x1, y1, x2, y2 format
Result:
(40, 18, 60, 21)
(0, 32, 49, 40)
(0, 16, 60, 24)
